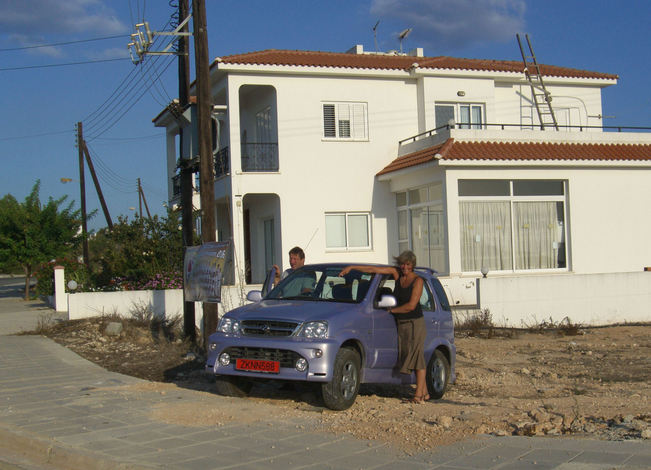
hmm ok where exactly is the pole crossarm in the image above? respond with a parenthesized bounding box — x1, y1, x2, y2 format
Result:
(128, 16, 192, 64)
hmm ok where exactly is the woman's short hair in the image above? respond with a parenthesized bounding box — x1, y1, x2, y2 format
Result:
(394, 250, 417, 267)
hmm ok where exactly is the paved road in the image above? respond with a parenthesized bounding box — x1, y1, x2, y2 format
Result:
(0, 287, 649, 469)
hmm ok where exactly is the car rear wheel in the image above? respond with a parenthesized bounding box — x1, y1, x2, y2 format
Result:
(321, 347, 361, 410)
(426, 349, 450, 399)
(215, 375, 253, 397)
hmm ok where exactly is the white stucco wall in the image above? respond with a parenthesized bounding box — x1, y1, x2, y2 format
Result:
(478, 271, 651, 326)
(442, 165, 651, 276)
(224, 72, 422, 270)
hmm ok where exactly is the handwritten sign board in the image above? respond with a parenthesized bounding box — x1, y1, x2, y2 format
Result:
(183, 241, 230, 303)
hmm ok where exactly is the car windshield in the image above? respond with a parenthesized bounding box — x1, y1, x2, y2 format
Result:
(266, 265, 375, 303)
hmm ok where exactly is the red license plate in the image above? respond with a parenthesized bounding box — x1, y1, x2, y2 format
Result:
(235, 358, 280, 373)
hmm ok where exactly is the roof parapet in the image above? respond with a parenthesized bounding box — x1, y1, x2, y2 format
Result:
(346, 44, 424, 57)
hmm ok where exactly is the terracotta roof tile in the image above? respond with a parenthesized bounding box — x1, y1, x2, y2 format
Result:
(377, 140, 651, 175)
(217, 49, 617, 80)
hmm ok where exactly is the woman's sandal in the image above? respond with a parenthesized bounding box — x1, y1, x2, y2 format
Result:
(405, 394, 430, 404)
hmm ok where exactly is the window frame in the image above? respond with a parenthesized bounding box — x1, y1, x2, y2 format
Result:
(325, 211, 372, 251)
(322, 101, 369, 141)
(435, 102, 486, 129)
(396, 182, 447, 273)
(458, 179, 568, 274)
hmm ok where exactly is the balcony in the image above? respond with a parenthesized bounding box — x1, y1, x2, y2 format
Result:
(398, 123, 651, 157)
(241, 143, 278, 172)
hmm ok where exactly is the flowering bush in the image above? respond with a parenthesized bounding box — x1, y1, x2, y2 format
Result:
(99, 271, 183, 292)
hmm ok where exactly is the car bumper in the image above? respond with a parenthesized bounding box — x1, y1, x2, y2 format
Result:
(205, 334, 339, 382)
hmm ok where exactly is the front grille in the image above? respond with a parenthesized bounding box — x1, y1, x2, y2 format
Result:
(223, 347, 301, 368)
(240, 320, 299, 337)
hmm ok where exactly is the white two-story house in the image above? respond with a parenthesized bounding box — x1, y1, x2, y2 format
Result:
(154, 45, 651, 325)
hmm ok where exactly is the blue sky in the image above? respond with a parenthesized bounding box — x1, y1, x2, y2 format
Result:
(1, 0, 648, 231)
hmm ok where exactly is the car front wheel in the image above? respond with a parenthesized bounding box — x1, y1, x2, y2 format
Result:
(321, 347, 361, 410)
(426, 349, 450, 399)
(215, 375, 253, 397)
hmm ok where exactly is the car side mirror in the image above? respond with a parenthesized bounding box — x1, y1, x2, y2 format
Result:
(377, 295, 397, 308)
(246, 290, 262, 303)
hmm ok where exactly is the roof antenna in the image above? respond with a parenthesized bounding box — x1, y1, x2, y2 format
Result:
(398, 28, 412, 54)
(373, 20, 380, 52)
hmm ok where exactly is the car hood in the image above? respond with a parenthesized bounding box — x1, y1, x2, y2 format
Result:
(226, 299, 355, 323)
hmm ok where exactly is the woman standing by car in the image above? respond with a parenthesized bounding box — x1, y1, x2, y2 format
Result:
(339, 251, 428, 403)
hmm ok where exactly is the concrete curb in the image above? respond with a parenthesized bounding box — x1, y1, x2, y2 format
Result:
(0, 424, 152, 470)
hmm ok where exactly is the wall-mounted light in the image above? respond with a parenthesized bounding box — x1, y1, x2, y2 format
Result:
(480, 266, 489, 278)
(457, 90, 466, 97)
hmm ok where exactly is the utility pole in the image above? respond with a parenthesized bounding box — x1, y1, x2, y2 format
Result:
(81, 142, 113, 229)
(137, 178, 152, 220)
(178, 0, 196, 343)
(137, 178, 143, 217)
(193, 0, 217, 347)
(76, 122, 89, 268)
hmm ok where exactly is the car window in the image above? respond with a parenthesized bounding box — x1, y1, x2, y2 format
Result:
(267, 266, 371, 303)
(430, 277, 451, 311)
(420, 283, 435, 311)
(376, 276, 434, 311)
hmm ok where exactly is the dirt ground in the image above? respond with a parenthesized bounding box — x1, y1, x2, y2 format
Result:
(33, 317, 650, 452)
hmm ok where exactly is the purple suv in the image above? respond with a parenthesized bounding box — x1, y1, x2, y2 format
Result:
(205, 263, 455, 410)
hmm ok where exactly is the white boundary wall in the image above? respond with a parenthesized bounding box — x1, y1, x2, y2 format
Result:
(65, 286, 257, 328)
(477, 272, 651, 327)
(60, 274, 650, 328)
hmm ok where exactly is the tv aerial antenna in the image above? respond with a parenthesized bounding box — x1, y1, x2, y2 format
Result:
(398, 28, 412, 53)
(373, 20, 380, 52)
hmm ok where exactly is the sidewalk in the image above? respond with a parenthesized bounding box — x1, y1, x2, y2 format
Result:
(0, 296, 649, 469)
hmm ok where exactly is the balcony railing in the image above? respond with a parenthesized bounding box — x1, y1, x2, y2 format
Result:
(214, 146, 230, 178)
(399, 123, 651, 145)
(241, 143, 278, 172)
(172, 174, 181, 197)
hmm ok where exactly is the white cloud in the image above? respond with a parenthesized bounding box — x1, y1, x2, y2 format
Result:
(0, 0, 127, 36)
(370, 0, 526, 52)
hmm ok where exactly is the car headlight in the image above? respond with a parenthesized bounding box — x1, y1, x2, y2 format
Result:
(298, 321, 328, 339)
(218, 317, 241, 335)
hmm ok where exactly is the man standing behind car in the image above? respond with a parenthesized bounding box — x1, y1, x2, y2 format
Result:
(273, 246, 305, 286)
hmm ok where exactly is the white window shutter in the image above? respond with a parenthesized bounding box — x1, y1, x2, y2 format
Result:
(352, 103, 367, 140)
(337, 103, 351, 138)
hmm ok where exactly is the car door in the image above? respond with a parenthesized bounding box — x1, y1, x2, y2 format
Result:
(420, 280, 440, 351)
(430, 277, 454, 342)
(369, 277, 398, 370)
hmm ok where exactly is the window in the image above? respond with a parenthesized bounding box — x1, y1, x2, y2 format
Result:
(255, 106, 272, 142)
(458, 179, 567, 272)
(435, 103, 484, 129)
(322, 102, 368, 140)
(325, 212, 371, 250)
(396, 183, 447, 273)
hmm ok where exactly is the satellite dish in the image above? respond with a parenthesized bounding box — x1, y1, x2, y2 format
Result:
(398, 28, 412, 53)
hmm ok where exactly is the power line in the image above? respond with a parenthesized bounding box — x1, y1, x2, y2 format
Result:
(82, 18, 175, 138)
(0, 57, 129, 71)
(85, 54, 175, 140)
(0, 129, 72, 142)
(0, 34, 128, 52)
(92, 133, 164, 142)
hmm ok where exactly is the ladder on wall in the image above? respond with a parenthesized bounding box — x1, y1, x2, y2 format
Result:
(517, 33, 559, 130)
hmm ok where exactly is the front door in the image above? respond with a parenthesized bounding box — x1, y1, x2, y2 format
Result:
(263, 218, 275, 273)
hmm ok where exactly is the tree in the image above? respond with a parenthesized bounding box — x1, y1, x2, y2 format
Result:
(89, 209, 191, 287)
(0, 181, 81, 300)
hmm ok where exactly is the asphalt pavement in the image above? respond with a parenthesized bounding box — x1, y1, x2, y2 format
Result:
(0, 276, 649, 469)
